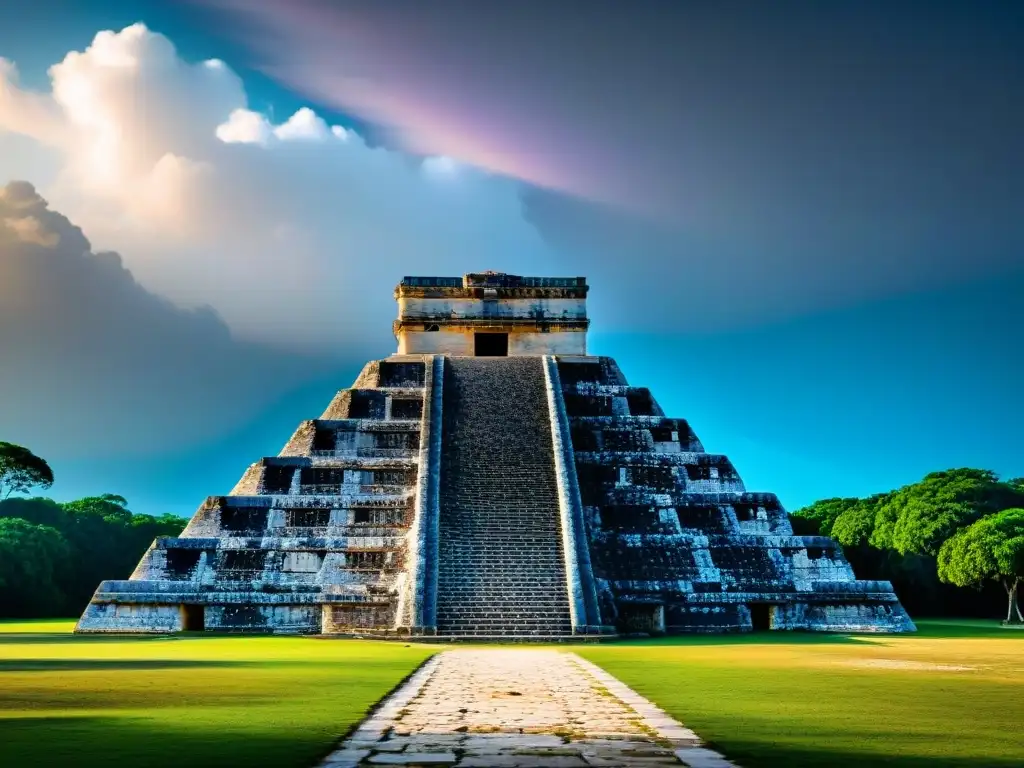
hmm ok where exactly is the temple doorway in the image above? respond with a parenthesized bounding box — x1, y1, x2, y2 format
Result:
(475, 333, 509, 356)
(748, 603, 776, 631)
(181, 604, 205, 631)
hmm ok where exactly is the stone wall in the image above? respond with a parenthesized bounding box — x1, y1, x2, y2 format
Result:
(557, 356, 915, 634)
(76, 357, 433, 634)
(434, 358, 573, 637)
(398, 329, 586, 356)
(75, 344, 915, 636)
(398, 297, 586, 321)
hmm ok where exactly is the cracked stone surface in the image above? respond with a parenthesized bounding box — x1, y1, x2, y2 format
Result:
(318, 650, 735, 768)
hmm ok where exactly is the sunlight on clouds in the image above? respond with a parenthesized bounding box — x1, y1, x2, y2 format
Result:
(215, 108, 273, 145)
(271, 106, 333, 141)
(0, 23, 555, 348)
(422, 155, 461, 177)
(217, 106, 352, 145)
(3, 215, 60, 247)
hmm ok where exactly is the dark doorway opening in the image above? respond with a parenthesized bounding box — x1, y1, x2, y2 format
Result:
(749, 603, 774, 631)
(475, 332, 509, 356)
(182, 604, 205, 632)
(617, 603, 666, 635)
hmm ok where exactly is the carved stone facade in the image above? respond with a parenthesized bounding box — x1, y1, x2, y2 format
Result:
(556, 357, 913, 633)
(77, 274, 913, 636)
(394, 272, 588, 356)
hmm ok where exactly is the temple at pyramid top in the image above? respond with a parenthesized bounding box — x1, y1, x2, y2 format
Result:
(76, 271, 914, 638)
(394, 272, 589, 356)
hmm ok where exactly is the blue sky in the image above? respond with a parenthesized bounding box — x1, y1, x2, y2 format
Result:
(0, 1, 1020, 517)
(42, 268, 1023, 518)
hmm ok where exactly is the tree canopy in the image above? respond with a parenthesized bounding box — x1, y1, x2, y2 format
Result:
(787, 497, 859, 536)
(797, 470, 1024, 556)
(0, 442, 54, 499)
(791, 468, 1024, 620)
(0, 517, 70, 616)
(873, 469, 1024, 556)
(830, 493, 893, 548)
(937, 509, 1024, 623)
(0, 495, 185, 617)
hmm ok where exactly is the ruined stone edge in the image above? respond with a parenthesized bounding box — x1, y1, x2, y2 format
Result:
(318, 653, 444, 767)
(407, 354, 444, 632)
(543, 355, 603, 633)
(569, 653, 738, 768)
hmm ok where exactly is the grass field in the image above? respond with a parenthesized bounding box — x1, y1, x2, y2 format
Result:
(1, 620, 1021, 768)
(0, 620, 434, 768)
(579, 619, 1024, 768)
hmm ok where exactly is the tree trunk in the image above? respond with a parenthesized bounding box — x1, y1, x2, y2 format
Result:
(1004, 578, 1023, 624)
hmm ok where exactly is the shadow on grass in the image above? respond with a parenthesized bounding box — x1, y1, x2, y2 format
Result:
(0, 714, 331, 768)
(0, 631, 284, 645)
(0, 633, 175, 645)
(2, 716, 1016, 768)
(713, 739, 1024, 768)
(0, 659, 259, 672)
(912, 619, 1024, 639)
(583, 619, 1024, 647)
(602, 631, 871, 648)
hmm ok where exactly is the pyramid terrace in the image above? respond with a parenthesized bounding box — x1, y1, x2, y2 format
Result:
(77, 273, 913, 637)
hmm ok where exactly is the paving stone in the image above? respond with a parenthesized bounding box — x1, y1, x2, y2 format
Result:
(367, 753, 457, 765)
(674, 747, 736, 768)
(370, 741, 407, 752)
(322, 749, 371, 766)
(459, 758, 557, 768)
(315, 649, 736, 767)
(435, 358, 573, 638)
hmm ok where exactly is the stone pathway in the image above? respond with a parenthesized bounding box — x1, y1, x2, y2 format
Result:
(318, 649, 735, 768)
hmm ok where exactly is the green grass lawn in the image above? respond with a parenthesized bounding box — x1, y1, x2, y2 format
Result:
(578, 619, 1024, 768)
(2, 620, 1021, 768)
(0, 620, 434, 768)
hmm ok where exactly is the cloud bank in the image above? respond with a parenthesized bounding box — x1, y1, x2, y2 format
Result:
(1, 17, 1021, 349)
(0, 24, 557, 349)
(0, 180, 338, 460)
(199, 1, 1024, 321)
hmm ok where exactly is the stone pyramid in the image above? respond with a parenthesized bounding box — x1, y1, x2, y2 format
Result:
(77, 273, 914, 636)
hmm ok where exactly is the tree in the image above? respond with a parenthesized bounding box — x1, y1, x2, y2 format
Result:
(870, 469, 1024, 556)
(0, 517, 70, 617)
(57, 494, 185, 610)
(937, 509, 1024, 623)
(831, 493, 892, 547)
(62, 493, 132, 523)
(0, 442, 53, 499)
(790, 497, 860, 536)
(0, 493, 186, 616)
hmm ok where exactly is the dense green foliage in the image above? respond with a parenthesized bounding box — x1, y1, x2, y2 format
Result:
(0, 494, 184, 617)
(831, 493, 892, 547)
(0, 622, 433, 768)
(792, 468, 1024, 620)
(937, 509, 1024, 623)
(871, 469, 1024, 556)
(787, 496, 859, 537)
(0, 518, 69, 616)
(0, 441, 185, 618)
(0, 442, 53, 499)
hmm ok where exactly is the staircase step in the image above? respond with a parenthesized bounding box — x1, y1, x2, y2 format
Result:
(435, 358, 574, 634)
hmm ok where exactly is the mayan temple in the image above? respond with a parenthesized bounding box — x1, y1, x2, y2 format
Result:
(77, 272, 913, 637)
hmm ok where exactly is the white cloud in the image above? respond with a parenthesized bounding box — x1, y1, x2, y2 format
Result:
(215, 108, 272, 145)
(271, 106, 333, 141)
(0, 23, 557, 349)
(0, 180, 336, 460)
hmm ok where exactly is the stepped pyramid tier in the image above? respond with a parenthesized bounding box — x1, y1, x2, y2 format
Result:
(77, 273, 913, 636)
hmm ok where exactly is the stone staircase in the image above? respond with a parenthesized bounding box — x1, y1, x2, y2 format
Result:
(436, 357, 573, 637)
